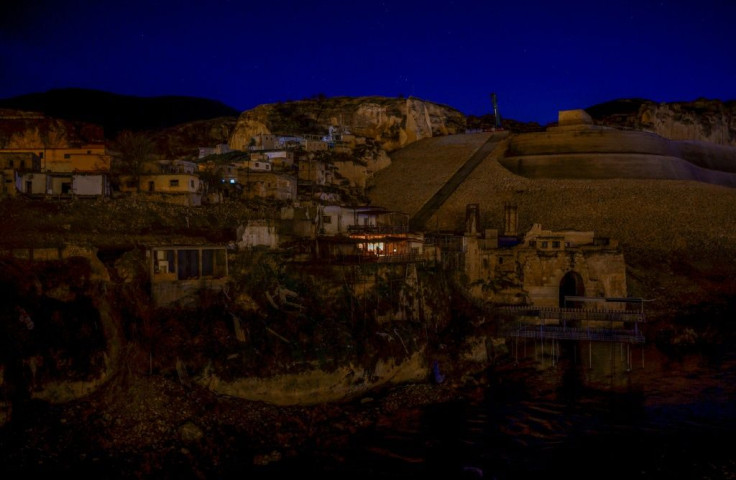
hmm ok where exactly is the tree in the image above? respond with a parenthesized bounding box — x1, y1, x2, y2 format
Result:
(112, 130, 155, 192)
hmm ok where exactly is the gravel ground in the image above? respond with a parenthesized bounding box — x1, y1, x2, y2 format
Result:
(0, 368, 465, 479)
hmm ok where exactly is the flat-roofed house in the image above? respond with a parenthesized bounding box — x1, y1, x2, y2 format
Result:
(148, 244, 229, 306)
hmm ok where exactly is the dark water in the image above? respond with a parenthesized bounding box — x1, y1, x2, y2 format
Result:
(2, 342, 735, 479)
(258, 342, 736, 479)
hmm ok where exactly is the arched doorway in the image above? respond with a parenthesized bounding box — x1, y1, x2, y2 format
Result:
(558, 270, 587, 402)
(559, 271, 585, 307)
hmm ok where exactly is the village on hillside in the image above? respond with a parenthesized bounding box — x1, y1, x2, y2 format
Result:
(0, 113, 635, 336)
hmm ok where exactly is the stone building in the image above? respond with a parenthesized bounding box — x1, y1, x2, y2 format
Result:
(238, 171, 296, 202)
(118, 173, 202, 206)
(461, 204, 627, 307)
(148, 244, 228, 307)
(1, 144, 112, 173)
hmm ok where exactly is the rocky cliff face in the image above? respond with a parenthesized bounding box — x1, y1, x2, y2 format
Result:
(149, 116, 237, 160)
(229, 96, 466, 152)
(0, 108, 237, 159)
(587, 98, 736, 147)
(0, 109, 105, 148)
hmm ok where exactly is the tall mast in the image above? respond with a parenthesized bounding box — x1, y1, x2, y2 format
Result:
(491, 92, 502, 129)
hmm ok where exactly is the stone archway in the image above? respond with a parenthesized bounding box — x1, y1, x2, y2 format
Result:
(559, 270, 585, 307)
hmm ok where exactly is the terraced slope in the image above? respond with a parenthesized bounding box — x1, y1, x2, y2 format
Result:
(500, 128, 736, 187)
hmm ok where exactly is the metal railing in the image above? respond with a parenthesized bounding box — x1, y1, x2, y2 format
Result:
(498, 305, 646, 323)
(506, 324, 645, 343)
(347, 225, 410, 235)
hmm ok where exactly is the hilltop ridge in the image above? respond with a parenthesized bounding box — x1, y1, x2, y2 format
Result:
(0, 88, 240, 138)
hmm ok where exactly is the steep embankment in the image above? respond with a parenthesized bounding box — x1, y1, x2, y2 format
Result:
(368, 132, 492, 218)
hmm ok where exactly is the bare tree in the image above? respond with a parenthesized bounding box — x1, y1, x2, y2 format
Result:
(112, 130, 155, 192)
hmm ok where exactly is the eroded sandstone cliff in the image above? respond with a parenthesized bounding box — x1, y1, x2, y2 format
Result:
(0, 109, 104, 148)
(228, 96, 466, 152)
(587, 98, 736, 146)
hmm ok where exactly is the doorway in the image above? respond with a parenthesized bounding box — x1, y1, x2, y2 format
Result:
(559, 271, 584, 308)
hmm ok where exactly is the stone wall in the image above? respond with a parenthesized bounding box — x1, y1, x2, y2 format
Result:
(463, 234, 627, 307)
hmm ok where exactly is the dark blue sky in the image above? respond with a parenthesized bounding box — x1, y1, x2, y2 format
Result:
(2, 0, 734, 124)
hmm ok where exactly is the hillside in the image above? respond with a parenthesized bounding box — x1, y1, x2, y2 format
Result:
(0, 88, 240, 139)
(586, 97, 736, 147)
(367, 131, 736, 319)
(3, 95, 736, 477)
(0, 109, 105, 148)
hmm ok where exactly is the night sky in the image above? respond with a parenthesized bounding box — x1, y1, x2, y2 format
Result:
(1, 0, 735, 124)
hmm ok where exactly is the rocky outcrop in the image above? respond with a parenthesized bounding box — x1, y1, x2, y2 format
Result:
(587, 98, 736, 147)
(334, 145, 392, 191)
(229, 96, 466, 152)
(199, 335, 499, 406)
(200, 351, 430, 406)
(0, 109, 105, 148)
(149, 116, 237, 160)
(638, 99, 736, 146)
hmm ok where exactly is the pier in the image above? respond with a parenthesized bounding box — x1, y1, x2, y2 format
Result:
(499, 296, 647, 369)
